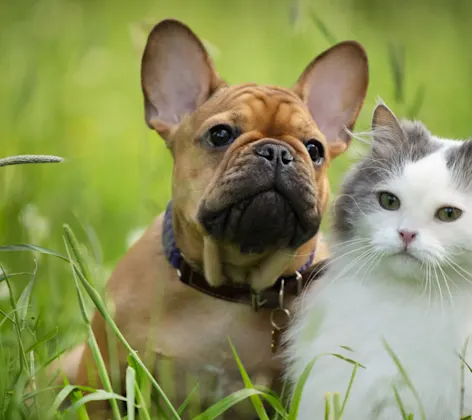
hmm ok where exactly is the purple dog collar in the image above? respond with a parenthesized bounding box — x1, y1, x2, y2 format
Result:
(162, 201, 322, 311)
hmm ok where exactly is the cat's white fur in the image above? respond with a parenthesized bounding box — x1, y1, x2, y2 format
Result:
(286, 134, 472, 420)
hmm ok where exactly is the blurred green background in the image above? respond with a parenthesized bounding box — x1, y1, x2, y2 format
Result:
(1, 0, 472, 373)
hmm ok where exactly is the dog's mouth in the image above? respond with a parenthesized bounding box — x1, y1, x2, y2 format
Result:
(198, 187, 321, 253)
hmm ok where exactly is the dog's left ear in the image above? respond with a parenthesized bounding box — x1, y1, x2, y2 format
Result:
(141, 19, 224, 141)
(293, 41, 369, 159)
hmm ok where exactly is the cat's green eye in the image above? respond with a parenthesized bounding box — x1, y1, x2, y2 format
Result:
(435, 206, 463, 222)
(378, 191, 400, 211)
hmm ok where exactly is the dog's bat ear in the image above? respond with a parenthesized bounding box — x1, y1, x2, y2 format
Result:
(141, 19, 224, 140)
(293, 41, 369, 159)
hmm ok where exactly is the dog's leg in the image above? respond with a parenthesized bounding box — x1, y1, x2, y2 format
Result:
(47, 342, 86, 385)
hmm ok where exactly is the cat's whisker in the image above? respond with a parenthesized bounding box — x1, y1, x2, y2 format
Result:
(360, 251, 384, 285)
(446, 247, 466, 257)
(444, 257, 472, 278)
(426, 263, 433, 310)
(431, 264, 445, 313)
(318, 243, 373, 263)
(331, 248, 375, 278)
(301, 245, 376, 306)
(352, 249, 378, 280)
(443, 258, 472, 287)
(304, 244, 374, 287)
(332, 194, 370, 218)
(364, 156, 395, 168)
(358, 163, 395, 176)
(418, 262, 430, 301)
(358, 166, 391, 177)
(437, 261, 460, 291)
(278, 238, 370, 257)
(436, 261, 455, 308)
(318, 247, 375, 291)
(329, 237, 370, 249)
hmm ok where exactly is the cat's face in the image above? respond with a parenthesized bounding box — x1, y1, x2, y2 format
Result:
(334, 104, 472, 281)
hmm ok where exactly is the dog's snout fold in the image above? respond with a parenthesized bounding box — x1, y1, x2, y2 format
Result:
(254, 142, 294, 166)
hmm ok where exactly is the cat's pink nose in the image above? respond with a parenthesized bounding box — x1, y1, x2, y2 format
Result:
(398, 229, 417, 247)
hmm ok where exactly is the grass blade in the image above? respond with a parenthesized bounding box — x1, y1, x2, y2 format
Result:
(63, 225, 94, 287)
(17, 263, 37, 328)
(0, 244, 69, 262)
(64, 236, 122, 420)
(66, 390, 127, 414)
(87, 329, 123, 419)
(288, 356, 319, 420)
(126, 366, 136, 420)
(134, 380, 152, 420)
(0, 271, 32, 282)
(193, 388, 271, 420)
(383, 339, 425, 420)
(309, 11, 337, 44)
(339, 362, 359, 417)
(331, 353, 365, 369)
(406, 84, 426, 119)
(387, 43, 405, 104)
(460, 337, 470, 418)
(332, 392, 341, 420)
(63, 224, 180, 420)
(24, 328, 58, 354)
(324, 394, 330, 420)
(288, 351, 363, 420)
(177, 383, 199, 415)
(2, 266, 29, 374)
(257, 391, 288, 419)
(392, 385, 409, 420)
(228, 338, 270, 420)
(48, 384, 97, 417)
(0, 154, 63, 167)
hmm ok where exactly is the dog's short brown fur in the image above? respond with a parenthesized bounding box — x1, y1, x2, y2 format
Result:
(57, 19, 369, 419)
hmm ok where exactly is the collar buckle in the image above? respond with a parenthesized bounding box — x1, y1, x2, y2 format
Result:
(251, 289, 267, 312)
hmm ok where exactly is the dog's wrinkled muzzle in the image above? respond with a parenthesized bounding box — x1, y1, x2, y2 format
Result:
(197, 141, 321, 253)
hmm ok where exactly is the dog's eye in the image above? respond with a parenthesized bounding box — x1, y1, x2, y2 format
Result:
(305, 140, 325, 165)
(207, 124, 235, 148)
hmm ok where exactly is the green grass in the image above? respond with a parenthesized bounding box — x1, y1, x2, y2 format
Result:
(2, 0, 472, 417)
(0, 226, 363, 419)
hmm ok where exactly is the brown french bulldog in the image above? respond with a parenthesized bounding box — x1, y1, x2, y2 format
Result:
(58, 19, 369, 419)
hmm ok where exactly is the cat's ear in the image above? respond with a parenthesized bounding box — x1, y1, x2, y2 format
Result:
(371, 102, 406, 151)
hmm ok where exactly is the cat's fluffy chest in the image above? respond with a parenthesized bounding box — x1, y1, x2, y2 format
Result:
(286, 273, 472, 420)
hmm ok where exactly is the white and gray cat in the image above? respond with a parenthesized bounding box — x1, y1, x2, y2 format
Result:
(285, 103, 472, 420)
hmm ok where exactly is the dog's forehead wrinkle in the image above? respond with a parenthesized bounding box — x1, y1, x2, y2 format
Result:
(198, 84, 318, 141)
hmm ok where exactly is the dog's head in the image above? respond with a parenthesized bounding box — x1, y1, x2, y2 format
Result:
(141, 19, 368, 286)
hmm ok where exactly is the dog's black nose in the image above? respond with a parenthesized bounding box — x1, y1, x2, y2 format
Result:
(254, 143, 293, 165)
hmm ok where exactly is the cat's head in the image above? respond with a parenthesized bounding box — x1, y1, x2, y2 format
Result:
(334, 102, 472, 282)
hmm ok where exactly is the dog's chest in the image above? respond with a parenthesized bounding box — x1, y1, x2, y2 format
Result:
(158, 290, 273, 352)
(151, 294, 279, 411)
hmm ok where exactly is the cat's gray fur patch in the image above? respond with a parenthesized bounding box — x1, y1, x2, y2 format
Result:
(445, 141, 472, 191)
(333, 120, 441, 239)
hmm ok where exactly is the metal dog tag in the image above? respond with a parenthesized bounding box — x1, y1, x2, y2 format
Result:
(270, 307, 291, 353)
